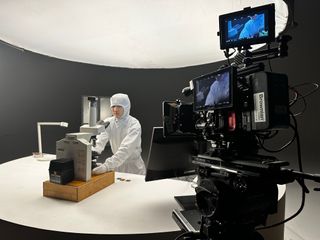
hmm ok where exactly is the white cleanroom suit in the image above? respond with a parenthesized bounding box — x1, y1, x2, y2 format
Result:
(92, 93, 146, 175)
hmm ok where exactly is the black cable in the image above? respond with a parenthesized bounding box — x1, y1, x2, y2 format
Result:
(224, 48, 236, 66)
(289, 86, 307, 116)
(257, 125, 296, 153)
(293, 82, 319, 99)
(223, 49, 232, 66)
(256, 130, 279, 140)
(255, 131, 277, 147)
(256, 180, 306, 230)
(288, 86, 299, 106)
(289, 82, 319, 116)
(293, 94, 307, 117)
(256, 113, 306, 230)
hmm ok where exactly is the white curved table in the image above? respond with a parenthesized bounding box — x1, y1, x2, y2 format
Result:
(0, 156, 194, 235)
(0, 155, 286, 240)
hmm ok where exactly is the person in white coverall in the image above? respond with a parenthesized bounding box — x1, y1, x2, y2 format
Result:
(92, 93, 146, 175)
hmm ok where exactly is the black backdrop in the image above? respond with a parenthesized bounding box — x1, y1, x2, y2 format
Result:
(1, 1, 320, 240)
(0, 1, 319, 173)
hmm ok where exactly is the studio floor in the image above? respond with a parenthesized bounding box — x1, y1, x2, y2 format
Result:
(284, 181, 320, 240)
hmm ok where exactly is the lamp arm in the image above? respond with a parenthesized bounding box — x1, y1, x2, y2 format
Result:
(36, 122, 69, 154)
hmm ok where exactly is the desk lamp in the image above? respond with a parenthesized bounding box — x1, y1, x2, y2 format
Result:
(33, 122, 69, 161)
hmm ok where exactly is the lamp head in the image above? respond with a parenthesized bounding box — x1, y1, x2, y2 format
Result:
(60, 122, 69, 127)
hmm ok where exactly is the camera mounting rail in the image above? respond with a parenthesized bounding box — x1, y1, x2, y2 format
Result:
(192, 154, 290, 180)
(192, 154, 320, 186)
(232, 35, 292, 67)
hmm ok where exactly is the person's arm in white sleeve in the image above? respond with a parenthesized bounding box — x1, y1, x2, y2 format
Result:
(105, 121, 141, 171)
(92, 128, 110, 154)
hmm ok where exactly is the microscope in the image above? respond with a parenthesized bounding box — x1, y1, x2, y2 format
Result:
(56, 96, 107, 181)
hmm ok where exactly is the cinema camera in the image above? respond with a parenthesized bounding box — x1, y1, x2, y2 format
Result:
(163, 4, 320, 240)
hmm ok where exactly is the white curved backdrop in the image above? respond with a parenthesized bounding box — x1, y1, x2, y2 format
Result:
(0, 0, 288, 68)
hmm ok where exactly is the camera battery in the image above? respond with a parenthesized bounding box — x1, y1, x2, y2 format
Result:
(250, 71, 289, 131)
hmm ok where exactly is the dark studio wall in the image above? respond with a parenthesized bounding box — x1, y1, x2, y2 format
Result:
(0, 0, 319, 175)
(0, 42, 224, 163)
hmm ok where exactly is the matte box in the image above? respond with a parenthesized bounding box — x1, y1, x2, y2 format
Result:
(43, 171, 115, 202)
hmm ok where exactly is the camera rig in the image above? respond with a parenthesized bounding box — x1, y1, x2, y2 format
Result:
(163, 3, 320, 240)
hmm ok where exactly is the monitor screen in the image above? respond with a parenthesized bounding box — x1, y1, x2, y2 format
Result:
(162, 101, 195, 137)
(219, 4, 275, 49)
(145, 127, 197, 181)
(193, 66, 235, 112)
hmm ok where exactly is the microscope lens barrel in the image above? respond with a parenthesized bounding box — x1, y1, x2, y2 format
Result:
(89, 100, 97, 127)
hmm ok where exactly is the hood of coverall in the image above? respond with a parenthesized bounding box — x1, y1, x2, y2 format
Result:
(110, 93, 131, 120)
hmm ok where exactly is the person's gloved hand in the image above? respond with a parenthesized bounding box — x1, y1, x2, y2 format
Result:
(92, 163, 108, 175)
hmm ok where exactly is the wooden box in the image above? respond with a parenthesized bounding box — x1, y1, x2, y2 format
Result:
(43, 171, 114, 202)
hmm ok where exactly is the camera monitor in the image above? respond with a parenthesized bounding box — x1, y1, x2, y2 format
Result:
(145, 127, 197, 182)
(162, 101, 196, 137)
(219, 4, 275, 50)
(193, 66, 236, 112)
